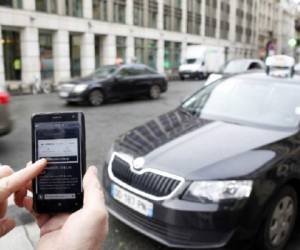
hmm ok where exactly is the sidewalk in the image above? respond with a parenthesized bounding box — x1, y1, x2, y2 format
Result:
(0, 197, 39, 250)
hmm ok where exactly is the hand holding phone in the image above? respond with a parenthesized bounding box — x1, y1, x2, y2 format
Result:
(31, 112, 86, 213)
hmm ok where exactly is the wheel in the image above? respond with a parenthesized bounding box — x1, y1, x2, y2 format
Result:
(256, 186, 298, 250)
(180, 75, 185, 81)
(149, 85, 161, 100)
(88, 89, 104, 106)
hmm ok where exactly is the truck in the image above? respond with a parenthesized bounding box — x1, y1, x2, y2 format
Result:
(179, 45, 225, 80)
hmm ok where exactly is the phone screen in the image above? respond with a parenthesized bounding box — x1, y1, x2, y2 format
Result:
(33, 116, 84, 207)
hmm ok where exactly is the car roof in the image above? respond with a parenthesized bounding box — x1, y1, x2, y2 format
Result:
(224, 71, 300, 84)
(228, 58, 264, 64)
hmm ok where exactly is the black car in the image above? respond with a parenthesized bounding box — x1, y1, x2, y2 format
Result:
(58, 64, 168, 106)
(103, 71, 300, 250)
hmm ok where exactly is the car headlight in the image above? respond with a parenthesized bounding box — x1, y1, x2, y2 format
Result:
(182, 180, 253, 203)
(73, 84, 88, 93)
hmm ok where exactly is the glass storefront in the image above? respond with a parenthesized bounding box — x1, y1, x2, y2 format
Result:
(39, 32, 54, 80)
(69, 34, 81, 77)
(95, 35, 101, 69)
(116, 36, 126, 62)
(164, 41, 181, 71)
(0, 0, 22, 8)
(2, 30, 21, 80)
(135, 38, 157, 69)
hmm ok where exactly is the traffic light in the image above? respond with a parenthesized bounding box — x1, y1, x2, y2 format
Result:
(288, 38, 297, 48)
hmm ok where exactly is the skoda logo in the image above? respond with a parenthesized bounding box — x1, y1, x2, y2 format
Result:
(132, 157, 145, 170)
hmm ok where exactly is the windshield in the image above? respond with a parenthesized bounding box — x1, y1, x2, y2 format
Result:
(181, 77, 300, 129)
(88, 66, 118, 78)
(223, 60, 249, 74)
(186, 59, 197, 64)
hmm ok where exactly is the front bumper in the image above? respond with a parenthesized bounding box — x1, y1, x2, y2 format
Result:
(58, 91, 87, 102)
(179, 71, 202, 79)
(103, 167, 247, 249)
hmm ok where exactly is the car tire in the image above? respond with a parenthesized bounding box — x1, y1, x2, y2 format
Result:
(149, 85, 161, 100)
(88, 89, 104, 106)
(256, 185, 298, 250)
(180, 76, 185, 81)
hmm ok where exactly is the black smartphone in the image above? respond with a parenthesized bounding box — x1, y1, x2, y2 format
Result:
(31, 112, 86, 213)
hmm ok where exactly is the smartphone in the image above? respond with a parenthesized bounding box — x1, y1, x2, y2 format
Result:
(31, 112, 86, 213)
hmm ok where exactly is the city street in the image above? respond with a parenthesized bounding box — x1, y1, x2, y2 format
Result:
(1, 80, 300, 250)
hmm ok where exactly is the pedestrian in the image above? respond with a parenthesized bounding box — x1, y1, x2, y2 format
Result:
(0, 159, 108, 250)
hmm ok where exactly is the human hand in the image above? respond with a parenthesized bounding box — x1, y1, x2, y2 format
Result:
(0, 159, 46, 237)
(22, 166, 109, 250)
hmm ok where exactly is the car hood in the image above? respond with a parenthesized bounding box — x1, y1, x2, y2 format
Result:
(114, 109, 295, 180)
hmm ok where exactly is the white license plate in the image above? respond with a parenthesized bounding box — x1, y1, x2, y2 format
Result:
(111, 184, 153, 217)
(184, 74, 190, 78)
(59, 92, 69, 97)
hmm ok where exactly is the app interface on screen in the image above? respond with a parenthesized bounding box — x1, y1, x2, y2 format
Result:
(35, 121, 81, 201)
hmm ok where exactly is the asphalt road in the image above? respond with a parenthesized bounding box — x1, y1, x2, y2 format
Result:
(1, 80, 300, 250)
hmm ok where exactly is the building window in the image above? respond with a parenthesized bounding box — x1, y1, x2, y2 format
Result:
(39, 32, 54, 81)
(164, 0, 182, 32)
(116, 36, 127, 62)
(135, 38, 157, 69)
(36, 0, 57, 13)
(163, 4, 171, 30)
(69, 34, 81, 77)
(134, 0, 144, 26)
(0, 0, 22, 8)
(205, 0, 217, 37)
(113, 0, 126, 23)
(65, 0, 82, 17)
(148, 0, 158, 28)
(2, 30, 21, 80)
(174, 7, 182, 32)
(93, 0, 107, 21)
(187, 0, 201, 35)
(164, 41, 181, 71)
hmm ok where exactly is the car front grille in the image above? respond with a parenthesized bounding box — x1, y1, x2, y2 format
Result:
(109, 154, 184, 200)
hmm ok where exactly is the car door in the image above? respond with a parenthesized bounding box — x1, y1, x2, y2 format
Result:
(111, 67, 136, 98)
(133, 66, 156, 95)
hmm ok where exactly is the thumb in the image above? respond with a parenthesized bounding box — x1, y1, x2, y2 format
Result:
(0, 217, 16, 237)
(83, 166, 105, 209)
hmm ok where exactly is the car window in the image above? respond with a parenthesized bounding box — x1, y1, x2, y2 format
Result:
(118, 68, 136, 77)
(248, 62, 263, 70)
(182, 77, 300, 129)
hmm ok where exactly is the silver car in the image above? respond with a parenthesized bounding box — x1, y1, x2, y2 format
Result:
(0, 86, 12, 137)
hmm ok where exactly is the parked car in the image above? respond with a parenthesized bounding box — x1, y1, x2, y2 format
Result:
(0, 87, 12, 137)
(58, 64, 168, 106)
(103, 67, 300, 250)
(205, 58, 265, 85)
(179, 45, 225, 80)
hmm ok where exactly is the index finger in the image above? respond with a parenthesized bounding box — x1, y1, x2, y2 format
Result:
(0, 159, 47, 202)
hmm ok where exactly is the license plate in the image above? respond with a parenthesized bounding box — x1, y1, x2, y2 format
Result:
(59, 92, 69, 98)
(111, 184, 153, 217)
(184, 74, 190, 78)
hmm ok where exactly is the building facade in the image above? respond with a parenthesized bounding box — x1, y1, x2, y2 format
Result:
(257, 0, 296, 58)
(0, 0, 269, 88)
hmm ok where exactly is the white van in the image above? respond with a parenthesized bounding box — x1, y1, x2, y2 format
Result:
(179, 45, 225, 80)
